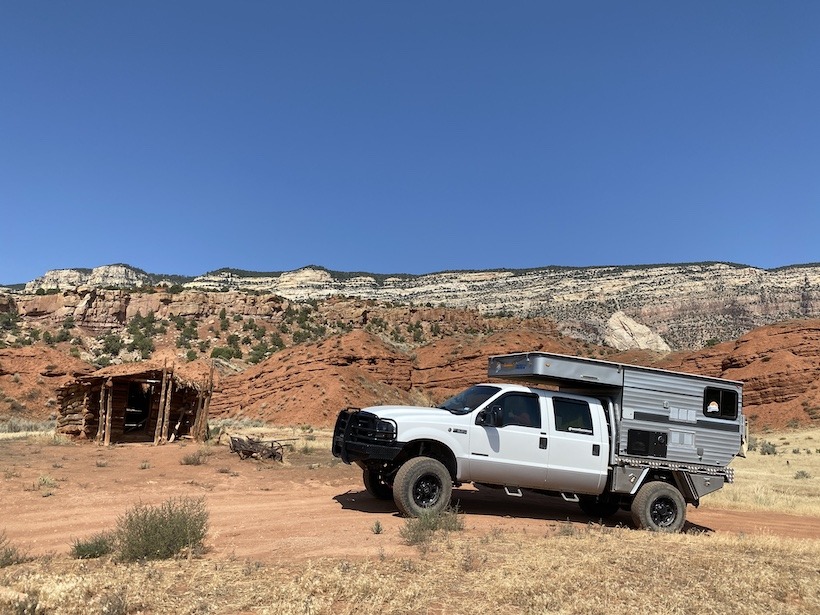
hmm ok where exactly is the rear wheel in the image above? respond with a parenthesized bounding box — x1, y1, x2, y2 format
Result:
(630, 481, 686, 532)
(393, 457, 452, 517)
(363, 468, 393, 500)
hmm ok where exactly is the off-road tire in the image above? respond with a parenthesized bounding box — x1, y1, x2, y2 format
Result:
(630, 481, 686, 532)
(393, 457, 452, 517)
(363, 468, 393, 500)
(578, 495, 621, 519)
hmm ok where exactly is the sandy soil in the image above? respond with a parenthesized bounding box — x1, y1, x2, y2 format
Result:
(1, 437, 818, 563)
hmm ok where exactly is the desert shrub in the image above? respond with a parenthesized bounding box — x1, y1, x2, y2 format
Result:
(71, 531, 116, 559)
(210, 417, 266, 430)
(399, 506, 464, 546)
(180, 449, 208, 466)
(127, 331, 154, 359)
(99, 333, 124, 356)
(0, 418, 55, 433)
(247, 342, 271, 364)
(116, 497, 208, 562)
(759, 440, 778, 455)
(211, 345, 242, 360)
(794, 470, 812, 480)
(0, 531, 29, 567)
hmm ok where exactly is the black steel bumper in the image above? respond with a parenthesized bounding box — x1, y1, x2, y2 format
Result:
(332, 408, 404, 465)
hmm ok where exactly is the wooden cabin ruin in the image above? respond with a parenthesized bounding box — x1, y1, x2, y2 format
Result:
(56, 362, 215, 445)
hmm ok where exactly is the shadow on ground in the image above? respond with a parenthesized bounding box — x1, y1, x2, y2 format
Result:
(334, 485, 715, 534)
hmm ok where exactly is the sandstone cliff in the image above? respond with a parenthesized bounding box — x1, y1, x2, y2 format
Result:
(13, 262, 820, 350)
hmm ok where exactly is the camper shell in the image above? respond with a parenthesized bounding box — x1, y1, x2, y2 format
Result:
(489, 352, 745, 489)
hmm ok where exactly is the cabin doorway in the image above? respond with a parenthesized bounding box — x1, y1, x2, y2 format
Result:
(124, 382, 154, 434)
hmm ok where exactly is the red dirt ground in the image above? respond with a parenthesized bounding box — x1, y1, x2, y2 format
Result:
(1, 438, 818, 564)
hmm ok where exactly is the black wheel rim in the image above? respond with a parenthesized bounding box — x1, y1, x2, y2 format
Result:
(650, 496, 677, 527)
(412, 472, 442, 508)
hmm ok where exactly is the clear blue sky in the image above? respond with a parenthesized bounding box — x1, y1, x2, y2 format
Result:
(2, 2, 819, 284)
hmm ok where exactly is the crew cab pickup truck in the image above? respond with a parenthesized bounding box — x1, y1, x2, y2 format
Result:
(332, 352, 745, 532)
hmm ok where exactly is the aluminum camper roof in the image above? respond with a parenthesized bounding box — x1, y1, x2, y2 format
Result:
(487, 351, 743, 390)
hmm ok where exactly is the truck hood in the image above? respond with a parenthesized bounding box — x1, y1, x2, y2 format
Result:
(362, 404, 460, 424)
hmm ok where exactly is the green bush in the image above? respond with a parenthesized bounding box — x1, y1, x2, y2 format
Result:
(211, 346, 242, 360)
(100, 333, 124, 355)
(116, 497, 208, 562)
(71, 531, 116, 559)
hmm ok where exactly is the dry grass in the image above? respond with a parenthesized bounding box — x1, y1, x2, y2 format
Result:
(705, 427, 820, 516)
(0, 427, 818, 613)
(0, 525, 818, 614)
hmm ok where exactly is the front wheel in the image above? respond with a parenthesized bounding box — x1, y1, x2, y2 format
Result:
(630, 481, 686, 532)
(393, 457, 452, 517)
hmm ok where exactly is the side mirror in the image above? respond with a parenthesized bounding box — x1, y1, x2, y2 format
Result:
(479, 405, 502, 427)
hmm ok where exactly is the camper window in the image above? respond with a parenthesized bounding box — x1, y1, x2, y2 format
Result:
(702, 387, 738, 420)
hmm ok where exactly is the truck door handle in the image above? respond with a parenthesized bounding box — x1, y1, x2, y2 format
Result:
(592, 444, 600, 456)
(539, 437, 548, 449)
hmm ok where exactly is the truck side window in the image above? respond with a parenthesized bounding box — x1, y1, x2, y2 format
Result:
(497, 394, 541, 428)
(553, 398, 593, 435)
(703, 387, 738, 420)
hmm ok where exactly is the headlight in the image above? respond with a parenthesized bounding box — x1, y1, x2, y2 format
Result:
(374, 418, 396, 437)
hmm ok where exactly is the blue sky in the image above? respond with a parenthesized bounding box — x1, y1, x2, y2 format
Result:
(2, 2, 819, 284)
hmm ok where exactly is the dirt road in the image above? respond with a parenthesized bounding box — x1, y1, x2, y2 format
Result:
(1, 438, 818, 563)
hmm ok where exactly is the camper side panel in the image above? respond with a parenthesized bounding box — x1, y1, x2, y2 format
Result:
(619, 369, 742, 468)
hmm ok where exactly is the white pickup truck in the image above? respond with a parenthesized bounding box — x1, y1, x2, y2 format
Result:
(332, 352, 746, 532)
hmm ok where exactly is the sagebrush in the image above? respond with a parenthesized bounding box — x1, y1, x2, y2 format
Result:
(116, 497, 208, 562)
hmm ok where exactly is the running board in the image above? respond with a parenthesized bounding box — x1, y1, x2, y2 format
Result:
(504, 486, 523, 497)
(560, 493, 580, 502)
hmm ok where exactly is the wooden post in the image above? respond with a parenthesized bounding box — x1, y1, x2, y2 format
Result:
(80, 391, 89, 439)
(199, 364, 214, 441)
(192, 393, 205, 442)
(103, 378, 113, 447)
(95, 385, 106, 444)
(161, 372, 174, 443)
(154, 366, 169, 445)
(201, 390, 212, 442)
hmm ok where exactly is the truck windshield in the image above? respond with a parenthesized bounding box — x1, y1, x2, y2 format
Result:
(438, 385, 500, 415)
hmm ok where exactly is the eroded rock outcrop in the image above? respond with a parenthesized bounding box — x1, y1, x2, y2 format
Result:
(605, 311, 671, 352)
(14, 262, 820, 350)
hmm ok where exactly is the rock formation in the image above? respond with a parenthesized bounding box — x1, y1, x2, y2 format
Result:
(10, 262, 820, 350)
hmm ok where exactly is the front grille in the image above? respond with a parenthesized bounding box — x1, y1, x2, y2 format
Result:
(347, 412, 396, 444)
(332, 409, 397, 463)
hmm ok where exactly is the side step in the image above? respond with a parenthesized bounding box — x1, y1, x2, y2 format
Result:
(504, 486, 523, 497)
(561, 492, 580, 502)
